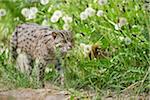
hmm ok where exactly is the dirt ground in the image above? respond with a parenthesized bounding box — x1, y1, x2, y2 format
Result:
(0, 83, 70, 100)
(0, 89, 149, 100)
(0, 83, 149, 100)
(0, 88, 69, 100)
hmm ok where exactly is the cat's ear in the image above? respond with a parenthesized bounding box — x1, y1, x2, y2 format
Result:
(52, 31, 57, 39)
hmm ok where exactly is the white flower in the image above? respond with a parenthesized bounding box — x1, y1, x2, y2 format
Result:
(63, 23, 70, 30)
(84, 45, 91, 52)
(114, 17, 127, 30)
(28, 14, 36, 20)
(40, 0, 49, 5)
(53, 10, 62, 18)
(50, 15, 59, 23)
(21, 8, 30, 17)
(0, 9, 6, 17)
(84, 7, 96, 17)
(80, 43, 92, 58)
(98, 0, 107, 5)
(84, 45, 92, 57)
(80, 12, 88, 20)
(50, 10, 62, 23)
(80, 7, 95, 20)
(30, 7, 38, 14)
(124, 37, 131, 45)
(62, 15, 73, 23)
(118, 17, 127, 27)
(96, 10, 104, 16)
(21, 7, 38, 20)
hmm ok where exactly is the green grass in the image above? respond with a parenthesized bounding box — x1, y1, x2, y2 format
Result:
(0, 0, 149, 98)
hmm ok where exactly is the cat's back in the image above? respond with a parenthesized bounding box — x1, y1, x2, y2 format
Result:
(11, 23, 54, 56)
